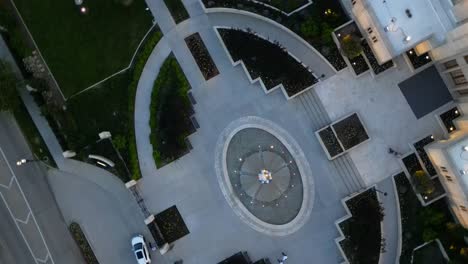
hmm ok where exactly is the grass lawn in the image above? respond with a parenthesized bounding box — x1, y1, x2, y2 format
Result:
(12, 0, 152, 97)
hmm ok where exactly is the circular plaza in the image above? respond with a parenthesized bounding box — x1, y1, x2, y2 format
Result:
(215, 116, 314, 236)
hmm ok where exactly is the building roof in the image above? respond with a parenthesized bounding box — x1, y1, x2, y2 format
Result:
(398, 65, 453, 119)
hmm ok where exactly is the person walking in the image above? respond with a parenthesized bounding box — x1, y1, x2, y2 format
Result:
(281, 252, 288, 261)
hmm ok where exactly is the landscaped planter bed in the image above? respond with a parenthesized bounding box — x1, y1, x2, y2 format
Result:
(255, 0, 310, 13)
(413, 136, 437, 176)
(394, 173, 467, 264)
(185, 33, 219, 80)
(339, 189, 383, 264)
(164, 0, 190, 24)
(69, 223, 99, 264)
(332, 113, 369, 150)
(361, 40, 394, 75)
(202, 0, 349, 71)
(440, 107, 461, 133)
(349, 54, 369, 76)
(318, 126, 344, 158)
(155, 205, 190, 244)
(413, 241, 448, 264)
(218, 28, 317, 96)
(401, 153, 442, 203)
(406, 49, 432, 70)
(150, 56, 194, 167)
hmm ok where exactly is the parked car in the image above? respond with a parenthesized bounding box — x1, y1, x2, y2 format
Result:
(131, 235, 151, 264)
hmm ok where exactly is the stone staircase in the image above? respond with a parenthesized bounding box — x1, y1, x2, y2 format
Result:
(296, 89, 365, 194)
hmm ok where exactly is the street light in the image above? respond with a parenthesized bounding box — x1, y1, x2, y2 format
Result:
(16, 157, 48, 166)
(374, 188, 387, 196)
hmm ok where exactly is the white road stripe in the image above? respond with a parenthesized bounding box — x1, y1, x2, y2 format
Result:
(16, 211, 31, 224)
(0, 146, 55, 264)
(0, 174, 14, 189)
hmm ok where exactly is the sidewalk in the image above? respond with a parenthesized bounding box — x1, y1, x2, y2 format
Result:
(377, 176, 400, 264)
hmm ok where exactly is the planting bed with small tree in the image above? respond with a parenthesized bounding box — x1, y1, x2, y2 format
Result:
(317, 126, 344, 158)
(394, 173, 468, 264)
(339, 188, 383, 264)
(150, 56, 195, 167)
(440, 107, 461, 133)
(185, 33, 219, 80)
(413, 136, 437, 176)
(339, 34, 369, 76)
(218, 28, 317, 96)
(202, 0, 349, 71)
(332, 113, 369, 150)
(406, 49, 432, 70)
(155, 205, 190, 244)
(164, 0, 190, 24)
(402, 153, 444, 202)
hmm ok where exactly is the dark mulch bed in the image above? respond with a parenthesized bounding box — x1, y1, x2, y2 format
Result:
(155, 205, 190, 244)
(218, 28, 317, 96)
(402, 154, 443, 202)
(164, 0, 190, 24)
(332, 113, 369, 150)
(318, 126, 344, 158)
(218, 251, 251, 264)
(185, 33, 219, 80)
(402, 153, 422, 176)
(339, 189, 383, 264)
(361, 40, 394, 75)
(413, 136, 437, 176)
(349, 54, 369, 76)
(413, 241, 448, 264)
(69, 223, 99, 264)
(202, 0, 349, 71)
(440, 107, 461, 133)
(406, 49, 432, 70)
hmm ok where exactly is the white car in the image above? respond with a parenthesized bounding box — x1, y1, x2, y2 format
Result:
(131, 235, 151, 264)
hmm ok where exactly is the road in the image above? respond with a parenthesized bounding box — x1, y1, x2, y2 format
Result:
(0, 112, 84, 264)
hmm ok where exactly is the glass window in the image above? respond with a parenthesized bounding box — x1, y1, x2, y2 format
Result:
(444, 59, 458, 69)
(450, 69, 467, 86)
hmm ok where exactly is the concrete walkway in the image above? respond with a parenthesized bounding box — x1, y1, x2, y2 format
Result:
(377, 176, 400, 264)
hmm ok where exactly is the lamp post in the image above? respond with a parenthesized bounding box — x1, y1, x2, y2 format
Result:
(374, 188, 388, 196)
(16, 157, 48, 166)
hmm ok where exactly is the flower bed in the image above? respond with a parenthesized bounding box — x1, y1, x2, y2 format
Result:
(69, 223, 99, 264)
(439, 107, 461, 133)
(218, 28, 317, 96)
(318, 126, 344, 158)
(332, 113, 369, 150)
(406, 49, 432, 70)
(164, 0, 190, 24)
(413, 136, 437, 176)
(394, 173, 467, 264)
(361, 40, 394, 75)
(202, 0, 349, 71)
(349, 54, 369, 76)
(339, 189, 383, 264)
(150, 56, 194, 167)
(185, 33, 219, 80)
(155, 205, 190, 244)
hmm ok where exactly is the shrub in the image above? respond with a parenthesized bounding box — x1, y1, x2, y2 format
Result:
(341, 35, 362, 59)
(413, 170, 435, 195)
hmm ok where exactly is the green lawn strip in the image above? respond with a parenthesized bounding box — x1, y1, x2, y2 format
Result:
(163, 0, 190, 24)
(266, 0, 309, 13)
(69, 222, 99, 264)
(339, 189, 383, 264)
(394, 173, 468, 264)
(13, 102, 55, 167)
(150, 55, 193, 167)
(12, 0, 152, 97)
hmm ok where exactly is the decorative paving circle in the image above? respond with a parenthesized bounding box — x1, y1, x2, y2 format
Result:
(215, 116, 314, 236)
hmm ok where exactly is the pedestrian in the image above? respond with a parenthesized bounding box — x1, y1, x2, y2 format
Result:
(281, 252, 288, 261)
(277, 259, 284, 264)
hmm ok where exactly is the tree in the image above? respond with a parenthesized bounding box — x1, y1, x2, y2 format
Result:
(413, 170, 435, 195)
(0, 61, 20, 112)
(341, 35, 363, 59)
(300, 18, 320, 40)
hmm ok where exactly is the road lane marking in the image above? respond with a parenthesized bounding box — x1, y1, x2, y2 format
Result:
(16, 211, 31, 224)
(0, 146, 55, 264)
(0, 175, 14, 189)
